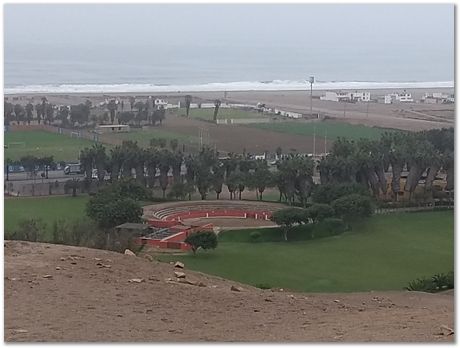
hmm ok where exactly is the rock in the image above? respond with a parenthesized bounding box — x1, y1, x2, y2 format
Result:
(124, 249, 136, 256)
(42, 275, 53, 279)
(231, 285, 243, 292)
(333, 299, 340, 303)
(197, 282, 207, 287)
(59, 257, 66, 261)
(70, 261, 77, 265)
(174, 261, 185, 269)
(94, 258, 102, 261)
(178, 278, 197, 285)
(11, 329, 28, 334)
(128, 278, 144, 283)
(55, 267, 61, 271)
(144, 254, 154, 262)
(148, 276, 160, 282)
(440, 325, 454, 336)
(174, 271, 186, 279)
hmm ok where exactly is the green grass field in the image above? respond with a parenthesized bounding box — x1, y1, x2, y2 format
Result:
(103, 128, 198, 148)
(4, 196, 90, 235)
(159, 211, 453, 292)
(250, 121, 398, 141)
(177, 108, 265, 121)
(4, 130, 96, 162)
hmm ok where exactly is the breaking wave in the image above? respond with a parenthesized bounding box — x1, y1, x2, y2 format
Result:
(4, 80, 454, 94)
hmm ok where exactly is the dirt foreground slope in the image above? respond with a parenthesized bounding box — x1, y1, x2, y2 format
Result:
(4, 241, 454, 342)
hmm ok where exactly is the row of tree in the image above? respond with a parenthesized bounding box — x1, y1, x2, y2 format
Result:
(4, 98, 92, 127)
(319, 127, 454, 200)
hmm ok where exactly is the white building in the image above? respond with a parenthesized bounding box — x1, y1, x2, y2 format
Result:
(383, 91, 414, 104)
(421, 93, 454, 104)
(320, 91, 370, 102)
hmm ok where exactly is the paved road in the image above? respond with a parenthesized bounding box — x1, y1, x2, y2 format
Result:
(6, 170, 85, 182)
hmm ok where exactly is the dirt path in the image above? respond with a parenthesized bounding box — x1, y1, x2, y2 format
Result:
(4, 241, 454, 342)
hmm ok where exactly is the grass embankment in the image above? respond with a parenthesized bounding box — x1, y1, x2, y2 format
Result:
(102, 128, 198, 148)
(159, 211, 453, 292)
(250, 121, 398, 141)
(4, 196, 90, 236)
(177, 108, 264, 121)
(5, 130, 95, 162)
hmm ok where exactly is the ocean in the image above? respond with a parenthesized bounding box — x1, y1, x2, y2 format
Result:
(4, 42, 454, 94)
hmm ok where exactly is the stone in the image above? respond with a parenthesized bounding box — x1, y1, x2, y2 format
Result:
(197, 282, 207, 287)
(177, 278, 197, 285)
(144, 254, 154, 262)
(94, 258, 102, 261)
(124, 249, 136, 256)
(440, 325, 454, 336)
(231, 285, 243, 292)
(174, 261, 185, 269)
(42, 275, 53, 279)
(128, 278, 144, 283)
(11, 329, 28, 334)
(55, 267, 61, 271)
(174, 271, 186, 279)
(59, 257, 66, 261)
(333, 299, 340, 303)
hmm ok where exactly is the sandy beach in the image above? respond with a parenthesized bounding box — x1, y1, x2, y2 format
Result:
(6, 87, 454, 132)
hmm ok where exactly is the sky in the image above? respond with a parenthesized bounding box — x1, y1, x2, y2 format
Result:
(4, 4, 454, 48)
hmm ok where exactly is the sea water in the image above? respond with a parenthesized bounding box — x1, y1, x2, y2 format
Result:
(4, 41, 454, 94)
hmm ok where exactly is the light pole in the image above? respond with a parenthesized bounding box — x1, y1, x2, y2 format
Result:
(308, 76, 315, 117)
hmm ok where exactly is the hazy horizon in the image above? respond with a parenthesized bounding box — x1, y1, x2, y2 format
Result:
(4, 4, 454, 90)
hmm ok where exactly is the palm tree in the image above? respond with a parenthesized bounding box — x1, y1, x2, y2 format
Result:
(92, 143, 107, 183)
(107, 100, 118, 124)
(25, 103, 34, 125)
(381, 132, 408, 201)
(158, 149, 172, 198)
(213, 99, 221, 121)
(170, 151, 183, 184)
(79, 148, 94, 181)
(145, 147, 159, 189)
(211, 162, 225, 199)
(185, 95, 192, 117)
(109, 146, 124, 182)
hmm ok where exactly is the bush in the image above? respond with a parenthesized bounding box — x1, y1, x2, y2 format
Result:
(255, 283, 272, 290)
(406, 271, 454, 293)
(311, 183, 370, 204)
(249, 231, 262, 243)
(313, 218, 346, 239)
(6, 218, 46, 242)
(331, 194, 373, 220)
(51, 219, 106, 249)
(306, 203, 335, 222)
(184, 231, 218, 254)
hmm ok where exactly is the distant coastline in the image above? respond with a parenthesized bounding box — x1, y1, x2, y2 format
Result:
(4, 80, 454, 95)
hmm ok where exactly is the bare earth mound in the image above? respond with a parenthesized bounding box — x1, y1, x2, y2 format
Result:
(4, 241, 454, 342)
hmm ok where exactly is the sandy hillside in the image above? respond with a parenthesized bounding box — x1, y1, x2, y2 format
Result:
(4, 241, 454, 342)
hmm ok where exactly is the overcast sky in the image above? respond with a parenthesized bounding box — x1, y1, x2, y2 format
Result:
(4, 4, 454, 48)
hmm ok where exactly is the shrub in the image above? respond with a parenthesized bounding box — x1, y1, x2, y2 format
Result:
(331, 194, 373, 220)
(306, 203, 335, 222)
(313, 218, 346, 239)
(249, 231, 262, 243)
(6, 218, 46, 242)
(406, 271, 454, 293)
(255, 283, 272, 290)
(184, 231, 218, 254)
(311, 183, 370, 204)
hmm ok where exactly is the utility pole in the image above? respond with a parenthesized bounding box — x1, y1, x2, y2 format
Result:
(308, 76, 315, 117)
(366, 100, 370, 118)
(324, 129, 327, 154)
(343, 102, 346, 118)
(313, 126, 316, 157)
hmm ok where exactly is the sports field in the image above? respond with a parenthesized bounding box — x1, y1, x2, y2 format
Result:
(250, 121, 397, 141)
(159, 211, 453, 292)
(4, 195, 90, 235)
(177, 108, 263, 121)
(4, 130, 96, 162)
(101, 128, 198, 148)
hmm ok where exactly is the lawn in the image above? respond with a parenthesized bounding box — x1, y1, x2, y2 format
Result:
(102, 128, 198, 148)
(250, 121, 398, 141)
(4, 195, 89, 236)
(159, 211, 453, 292)
(176, 108, 265, 121)
(4, 130, 96, 162)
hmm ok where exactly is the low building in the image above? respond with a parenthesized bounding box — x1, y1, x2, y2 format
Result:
(384, 91, 414, 104)
(95, 124, 130, 134)
(320, 91, 370, 102)
(421, 93, 454, 104)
